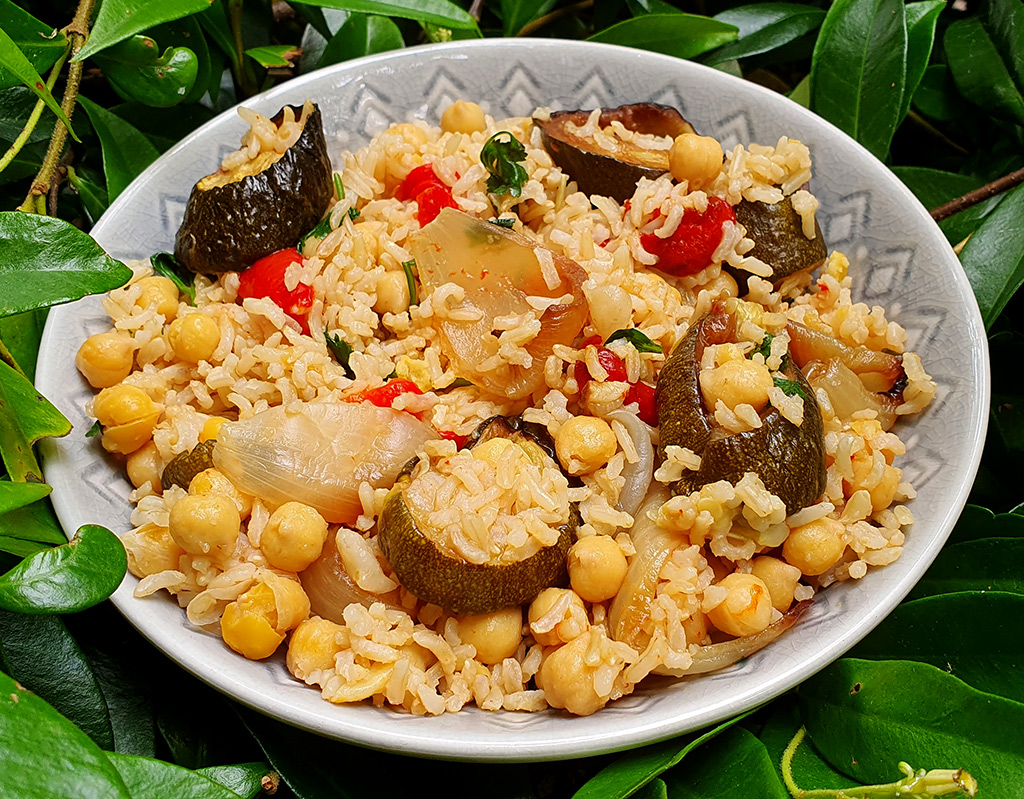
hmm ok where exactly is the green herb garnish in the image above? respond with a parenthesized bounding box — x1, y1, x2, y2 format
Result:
(348, 207, 360, 220)
(605, 328, 663, 354)
(85, 420, 102, 438)
(754, 333, 774, 360)
(489, 217, 516, 229)
(333, 173, 345, 200)
(297, 216, 332, 251)
(773, 376, 808, 400)
(481, 131, 528, 198)
(325, 332, 355, 379)
(150, 252, 195, 305)
(402, 259, 418, 306)
(444, 377, 474, 390)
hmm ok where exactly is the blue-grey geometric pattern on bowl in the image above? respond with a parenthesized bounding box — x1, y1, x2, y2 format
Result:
(36, 39, 989, 762)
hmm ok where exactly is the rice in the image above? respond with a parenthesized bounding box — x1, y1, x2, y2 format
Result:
(81, 99, 936, 718)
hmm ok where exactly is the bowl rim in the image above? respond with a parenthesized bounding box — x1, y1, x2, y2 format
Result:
(36, 37, 991, 762)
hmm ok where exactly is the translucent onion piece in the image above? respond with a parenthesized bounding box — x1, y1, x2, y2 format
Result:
(299, 535, 402, 624)
(787, 321, 905, 391)
(607, 409, 655, 518)
(608, 485, 675, 650)
(659, 599, 812, 676)
(214, 402, 437, 524)
(804, 358, 899, 430)
(409, 208, 588, 400)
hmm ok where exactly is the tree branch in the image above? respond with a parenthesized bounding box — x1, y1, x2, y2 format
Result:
(930, 167, 1024, 223)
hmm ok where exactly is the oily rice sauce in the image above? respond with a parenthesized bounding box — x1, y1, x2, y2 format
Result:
(76, 99, 936, 717)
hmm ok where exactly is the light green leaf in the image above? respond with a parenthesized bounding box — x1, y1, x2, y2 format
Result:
(0, 670, 131, 799)
(107, 753, 245, 799)
(789, 74, 810, 107)
(0, 480, 51, 515)
(984, 0, 1024, 95)
(0, 496, 67, 545)
(0, 212, 131, 317)
(900, 0, 945, 123)
(290, 0, 478, 30)
(757, 702, 858, 793)
(944, 16, 1024, 126)
(76, 0, 215, 61)
(947, 503, 1024, 544)
(661, 726, 789, 799)
(78, 95, 160, 202)
(197, 763, 271, 799)
(0, 0, 67, 89)
(500, 0, 554, 35)
(318, 13, 404, 68)
(0, 24, 76, 140)
(0, 525, 126, 614)
(0, 358, 71, 482)
(0, 307, 46, 382)
(588, 14, 739, 60)
(909, 537, 1024, 599)
(95, 35, 199, 108)
(705, 3, 825, 66)
(67, 165, 110, 225)
(810, 0, 907, 161)
(245, 44, 299, 68)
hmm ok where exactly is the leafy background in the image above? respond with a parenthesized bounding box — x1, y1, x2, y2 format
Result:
(1, 0, 1023, 797)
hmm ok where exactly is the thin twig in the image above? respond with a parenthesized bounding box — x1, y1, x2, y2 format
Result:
(517, 0, 594, 36)
(18, 0, 97, 214)
(930, 166, 1024, 222)
(469, 0, 485, 20)
(0, 45, 70, 176)
(905, 109, 969, 156)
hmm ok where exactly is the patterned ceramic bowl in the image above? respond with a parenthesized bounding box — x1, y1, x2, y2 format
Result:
(36, 39, 989, 762)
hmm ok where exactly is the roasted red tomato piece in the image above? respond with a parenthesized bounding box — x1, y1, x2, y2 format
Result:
(641, 196, 736, 277)
(237, 248, 314, 333)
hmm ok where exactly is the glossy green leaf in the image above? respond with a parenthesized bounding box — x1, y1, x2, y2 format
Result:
(911, 63, 962, 122)
(0, 524, 126, 614)
(789, 75, 810, 107)
(0, 141, 47, 186)
(944, 16, 1024, 127)
(110, 102, 215, 153)
(957, 182, 1024, 329)
(632, 778, 667, 799)
(96, 36, 199, 108)
(627, 0, 681, 14)
(853, 591, 1024, 703)
(0, 0, 66, 89)
(588, 14, 738, 59)
(0, 87, 55, 144)
(107, 753, 245, 799)
(78, 96, 160, 202)
(0, 480, 50, 514)
(152, 15, 211, 105)
(947, 503, 1024, 544)
(67, 166, 110, 226)
(890, 166, 982, 212)
(318, 13, 404, 68)
(197, 763, 271, 799)
(799, 658, 1024, 796)
(245, 44, 299, 67)
(0, 212, 131, 317)
(500, 0, 554, 35)
(705, 3, 825, 66)
(0, 535, 47, 557)
(809, 0, 907, 161)
(0, 358, 71, 482)
(757, 702, 857, 793)
(661, 726, 788, 799)
(0, 307, 47, 382)
(909, 537, 1024, 599)
(983, 0, 1024, 95)
(76, 0, 215, 61)
(0, 24, 76, 140)
(290, 0, 477, 30)
(0, 495, 66, 545)
(0, 670, 130, 799)
(196, 0, 237, 62)
(0, 609, 114, 750)
(899, 0, 945, 124)
(573, 709, 755, 799)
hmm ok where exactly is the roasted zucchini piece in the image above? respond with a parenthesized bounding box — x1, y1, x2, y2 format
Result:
(378, 417, 577, 614)
(733, 196, 827, 285)
(656, 304, 826, 514)
(174, 102, 333, 274)
(161, 439, 215, 491)
(535, 103, 697, 202)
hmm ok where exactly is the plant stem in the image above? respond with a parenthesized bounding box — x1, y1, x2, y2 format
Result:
(17, 0, 97, 215)
(517, 0, 594, 36)
(931, 166, 1024, 222)
(0, 45, 70, 177)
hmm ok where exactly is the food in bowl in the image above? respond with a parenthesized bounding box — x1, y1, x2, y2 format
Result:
(77, 98, 935, 717)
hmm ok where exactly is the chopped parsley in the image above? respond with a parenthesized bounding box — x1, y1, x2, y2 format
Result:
(402, 259, 418, 306)
(333, 173, 345, 200)
(85, 420, 102, 438)
(488, 217, 516, 229)
(150, 252, 195, 305)
(325, 333, 355, 379)
(297, 216, 332, 251)
(753, 333, 774, 361)
(348, 207, 360, 221)
(481, 131, 528, 198)
(773, 376, 808, 400)
(605, 328, 663, 354)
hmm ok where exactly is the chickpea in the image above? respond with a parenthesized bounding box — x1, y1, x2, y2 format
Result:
(555, 415, 618, 476)
(699, 358, 773, 412)
(199, 416, 225, 443)
(586, 284, 633, 341)
(261, 501, 329, 573)
(568, 535, 627, 603)
(126, 441, 162, 493)
(538, 631, 609, 716)
(707, 573, 774, 638)
(168, 313, 220, 364)
(168, 493, 240, 557)
(868, 465, 901, 512)
(93, 385, 161, 455)
(457, 606, 523, 665)
(471, 437, 517, 467)
(528, 587, 588, 646)
(440, 100, 486, 135)
(373, 270, 411, 316)
(750, 556, 802, 612)
(76, 332, 135, 388)
(700, 270, 739, 300)
(134, 275, 179, 319)
(287, 617, 344, 679)
(783, 517, 847, 576)
(220, 582, 285, 660)
(669, 133, 724, 190)
(189, 467, 252, 519)
(125, 522, 184, 577)
(390, 122, 429, 147)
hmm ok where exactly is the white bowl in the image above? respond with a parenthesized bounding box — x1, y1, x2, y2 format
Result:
(36, 39, 989, 762)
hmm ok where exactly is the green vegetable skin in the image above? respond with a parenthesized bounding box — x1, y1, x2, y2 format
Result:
(173, 103, 333, 274)
(656, 303, 826, 514)
(732, 195, 828, 285)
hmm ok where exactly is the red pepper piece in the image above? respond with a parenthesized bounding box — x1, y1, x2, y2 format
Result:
(237, 248, 314, 334)
(396, 164, 442, 201)
(574, 345, 629, 389)
(396, 163, 457, 225)
(640, 196, 736, 277)
(438, 430, 468, 448)
(356, 378, 424, 408)
(626, 381, 658, 426)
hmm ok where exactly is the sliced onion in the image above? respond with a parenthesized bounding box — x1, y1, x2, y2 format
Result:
(408, 208, 588, 400)
(787, 321, 904, 390)
(214, 402, 437, 524)
(804, 358, 899, 430)
(607, 409, 654, 518)
(299, 536, 402, 623)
